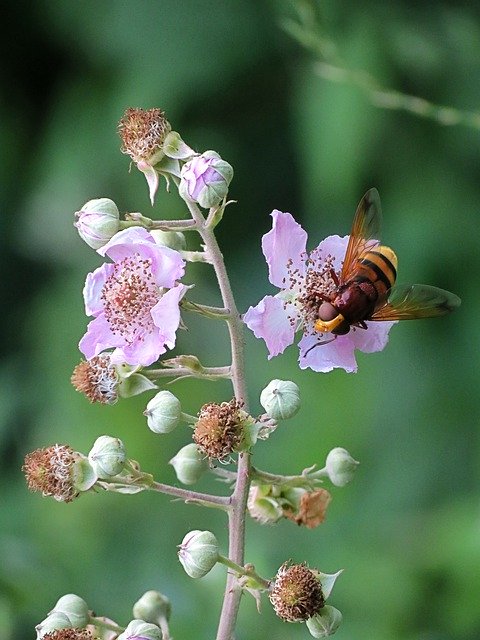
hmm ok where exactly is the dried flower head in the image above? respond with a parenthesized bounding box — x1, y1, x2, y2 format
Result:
(42, 630, 93, 640)
(118, 108, 171, 164)
(71, 355, 119, 404)
(269, 562, 325, 622)
(193, 398, 243, 461)
(283, 489, 332, 529)
(23, 445, 78, 503)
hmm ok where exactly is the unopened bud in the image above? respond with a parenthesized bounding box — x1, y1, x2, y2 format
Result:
(179, 151, 233, 209)
(247, 484, 283, 524)
(260, 379, 300, 420)
(150, 230, 187, 251)
(117, 619, 162, 640)
(306, 605, 343, 637)
(36, 612, 72, 638)
(178, 530, 219, 578)
(169, 443, 208, 485)
(144, 391, 182, 434)
(88, 436, 126, 479)
(325, 447, 359, 487)
(133, 590, 171, 624)
(74, 198, 120, 250)
(50, 594, 90, 628)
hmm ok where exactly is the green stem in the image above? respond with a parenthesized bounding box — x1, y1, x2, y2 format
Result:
(179, 191, 251, 640)
(150, 481, 231, 509)
(144, 366, 231, 380)
(217, 555, 270, 590)
(251, 466, 328, 488)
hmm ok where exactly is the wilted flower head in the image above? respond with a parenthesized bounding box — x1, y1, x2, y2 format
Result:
(79, 227, 187, 367)
(119, 108, 171, 165)
(283, 488, 332, 529)
(23, 445, 79, 503)
(179, 151, 233, 209)
(269, 562, 325, 622)
(71, 355, 119, 404)
(193, 398, 244, 461)
(243, 211, 396, 372)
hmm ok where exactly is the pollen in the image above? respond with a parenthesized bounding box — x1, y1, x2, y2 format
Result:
(269, 562, 325, 622)
(193, 398, 243, 461)
(71, 354, 118, 404)
(22, 445, 78, 503)
(42, 630, 93, 640)
(101, 253, 160, 345)
(290, 250, 339, 335)
(118, 107, 171, 163)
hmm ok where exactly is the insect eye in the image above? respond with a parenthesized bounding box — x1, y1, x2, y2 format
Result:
(318, 302, 338, 321)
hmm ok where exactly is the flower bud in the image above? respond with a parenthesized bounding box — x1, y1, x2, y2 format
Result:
(179, 151, 233, 209)
(50, 594, 90, 628)
(325, 447, 359, 487)
(88, 436, 127, 479)
(150, 230, 187, 251)
(178, 530, 219, 578)
(36, 612, 72, 638)
(269, 562, 325, 622)
(117, 619, 162, 640)
(74, 198, 120, 250)
(306, 606, 343, 637)
(247, 484, 283, 524)
(260, 379, 300, 420)
(169, 443, 208, 485)
(144, 391, 182, 434)
(133, 590, 171, 624)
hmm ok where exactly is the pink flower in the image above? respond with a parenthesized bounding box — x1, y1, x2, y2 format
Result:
(243, 211, 396, 373)
(79, 227, 187, 367)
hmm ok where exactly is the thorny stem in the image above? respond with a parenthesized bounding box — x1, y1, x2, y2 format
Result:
(182, 194, 251, 640)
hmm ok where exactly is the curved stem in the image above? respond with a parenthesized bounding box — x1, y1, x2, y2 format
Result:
(182, 195, 251, 640)
(150, 481, 231, 508)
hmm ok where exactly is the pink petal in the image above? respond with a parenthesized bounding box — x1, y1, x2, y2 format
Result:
(112, 330, 167, 367)
(243, 295, 296, 358)
(262, 210, 307, 288)
(83, 264, 114, 317)
(298, 333, 358, 373)
(350, 320, 397, 353)
(79, 315, 124, 359)
(98, 226, 156, 257)
(315, 234, 349, 266)
(150, 284, 188, 348)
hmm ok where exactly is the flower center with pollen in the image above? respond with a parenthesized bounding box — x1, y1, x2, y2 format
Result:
(285, 249, 339, 334)
(101, 253, 160, 343)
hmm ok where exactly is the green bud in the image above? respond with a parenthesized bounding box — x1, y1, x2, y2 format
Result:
(325, 447, 359, 487)
(150, 229, 187, 251)
(36, 612, 72, 638)
(306, 606, 343, 637)
(72, 453, 98, 492)
(260, 379, 300, 420)
(133, 590, 171, 624)
(247, 484, 283, 524)
(51, 594, 90, 628)
(88, 436, 127, 479)
(169, 443, 208, 485)
(178, 530, 219, 578)
(179, 151, 233, 209)
(144, 390, 182, 434)
(117, 619, 163, 640)
(74, 198, 120, 250)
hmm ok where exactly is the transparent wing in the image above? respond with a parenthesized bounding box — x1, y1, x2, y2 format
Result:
(371, 284, 461, 321)
(341, 188, 382, 282)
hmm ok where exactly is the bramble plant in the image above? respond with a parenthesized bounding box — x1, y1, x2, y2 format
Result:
(24, 107, 459, 640)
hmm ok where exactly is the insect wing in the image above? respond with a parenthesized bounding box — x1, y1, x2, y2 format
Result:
(341, 188, 383, 282)
(371, 284, 461, 321)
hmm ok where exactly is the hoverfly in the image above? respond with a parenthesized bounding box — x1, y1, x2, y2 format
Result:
(314, 188, 461, 338)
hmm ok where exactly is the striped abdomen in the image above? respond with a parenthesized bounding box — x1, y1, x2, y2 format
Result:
(354, 245, 398, 300)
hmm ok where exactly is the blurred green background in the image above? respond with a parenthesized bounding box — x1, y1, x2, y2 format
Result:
(2, 1, 479, 638)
